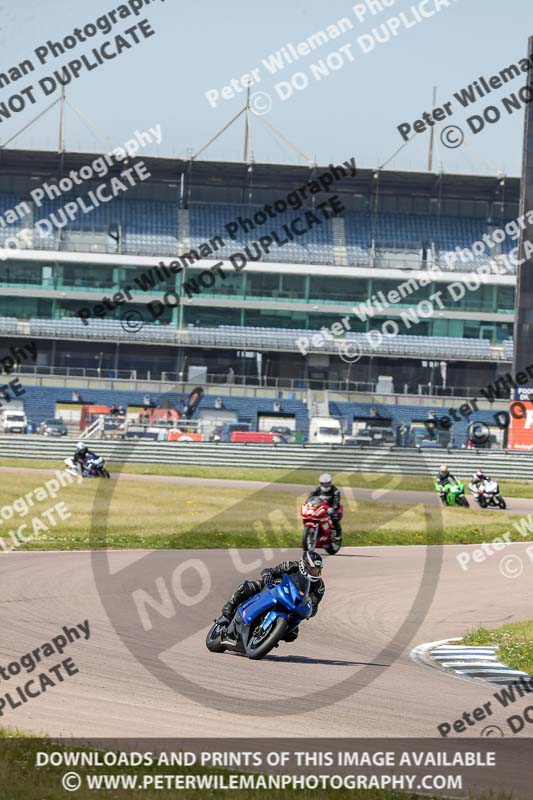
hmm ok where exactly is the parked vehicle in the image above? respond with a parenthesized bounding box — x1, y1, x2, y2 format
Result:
(308, 416, 343, 445)
(0, 410, 27, 434)
(470, 479, 506, 509)
(342, 435, 359, 446)
(231, 431, 276, 443)
(37, 418, 68, 436)
(269, 426, 293, 443)
(300, 496, 343, 554)
(206, 571, 314, 660)
(217, 422, 251, 442)
(435, 479, 469, 507)
(352, 426, 395, 447)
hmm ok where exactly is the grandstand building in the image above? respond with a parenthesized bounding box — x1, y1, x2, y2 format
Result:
(0, 148, 519, 396)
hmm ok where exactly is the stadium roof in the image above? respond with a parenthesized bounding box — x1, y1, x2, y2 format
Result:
(0, 147, 520, 207)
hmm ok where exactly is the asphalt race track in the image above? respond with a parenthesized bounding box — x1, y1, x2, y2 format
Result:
(1, 541, 533, 740)
(1, 466, 532, 741)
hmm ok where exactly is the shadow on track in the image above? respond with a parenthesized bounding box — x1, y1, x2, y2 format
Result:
(331, 553, 379, 558)
(262, 655, 389, 666)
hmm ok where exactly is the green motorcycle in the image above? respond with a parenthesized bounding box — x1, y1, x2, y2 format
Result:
(435, 479, 470, 508)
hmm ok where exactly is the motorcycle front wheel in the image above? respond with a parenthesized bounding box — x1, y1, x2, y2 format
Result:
(498, 497, 507, 509)
(302, 525, 317, 551)
(246, 616, 289, 660)
(206, 619, 227, 653)
(461, 496, 470, 508)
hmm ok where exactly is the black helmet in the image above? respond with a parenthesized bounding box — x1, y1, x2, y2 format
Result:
(299, 550, 323, 582)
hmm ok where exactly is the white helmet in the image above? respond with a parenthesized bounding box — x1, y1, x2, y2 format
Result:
(76, 441, 87, 453)
(319, 473, 332, 492)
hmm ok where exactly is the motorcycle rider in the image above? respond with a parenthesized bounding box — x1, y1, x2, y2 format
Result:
(470, 467, 489, 490)
(308, 473, 342, 539)
(221, 551, 325, 643)
(68, 442, 100, 477)
(436, 464, 458, 498)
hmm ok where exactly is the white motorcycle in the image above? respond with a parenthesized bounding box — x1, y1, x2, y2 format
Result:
(64, 455, 110, 479)
(470, 479, 506, 510)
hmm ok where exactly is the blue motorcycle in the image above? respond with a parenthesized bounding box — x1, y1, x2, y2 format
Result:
(206, 572, 313, 660)
(83, 456, 110, 479)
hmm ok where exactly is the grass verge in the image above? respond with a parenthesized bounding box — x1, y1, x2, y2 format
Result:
(462, 620, 533, 675)
(0, 472, 529, 550)
(1, 457, 533, 497)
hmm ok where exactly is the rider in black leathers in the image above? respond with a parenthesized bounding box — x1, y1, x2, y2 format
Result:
(71, 442, 99, 476)
(221, 551, 325, 643)
(308, 473, 342, 538)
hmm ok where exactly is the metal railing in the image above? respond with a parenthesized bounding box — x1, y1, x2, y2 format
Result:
(0, 437, 528, 478)
(17, 365, 138, 380)
(2, 235, 519, 274)
(11, 365, 516, 407)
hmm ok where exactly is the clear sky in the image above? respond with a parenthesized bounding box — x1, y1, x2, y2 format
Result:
(0, 0, 532, 177)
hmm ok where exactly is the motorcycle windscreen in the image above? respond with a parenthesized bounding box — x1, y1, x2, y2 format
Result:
(286, 573, 313, 618)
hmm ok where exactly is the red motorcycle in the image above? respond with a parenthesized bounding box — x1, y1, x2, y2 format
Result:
(300, 496, 343, 555)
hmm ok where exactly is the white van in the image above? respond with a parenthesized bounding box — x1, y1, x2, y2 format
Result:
(308, 416, 343, 445)
(0, 410, 28, 433)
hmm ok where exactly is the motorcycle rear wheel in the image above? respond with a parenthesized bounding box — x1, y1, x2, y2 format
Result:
(246, 616, 289, 660)
(302, 525, 316, 552)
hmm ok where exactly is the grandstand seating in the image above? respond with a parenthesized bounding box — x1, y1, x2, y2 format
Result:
(0, 189, 518, 270)
(188, 204, 334, 264)
(0, 192, 24, 244)
(29, 196, 178, 256)
(0, 317, 511, 361)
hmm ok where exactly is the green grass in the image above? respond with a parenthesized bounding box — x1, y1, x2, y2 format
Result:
(0, 731, 511, 800)
(0, 470, 530, 550)
(1, 457, 533, 498)
(462, 620, 533, 675)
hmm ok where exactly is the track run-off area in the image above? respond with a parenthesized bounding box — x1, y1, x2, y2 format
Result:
(0, 466, 533, 739)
